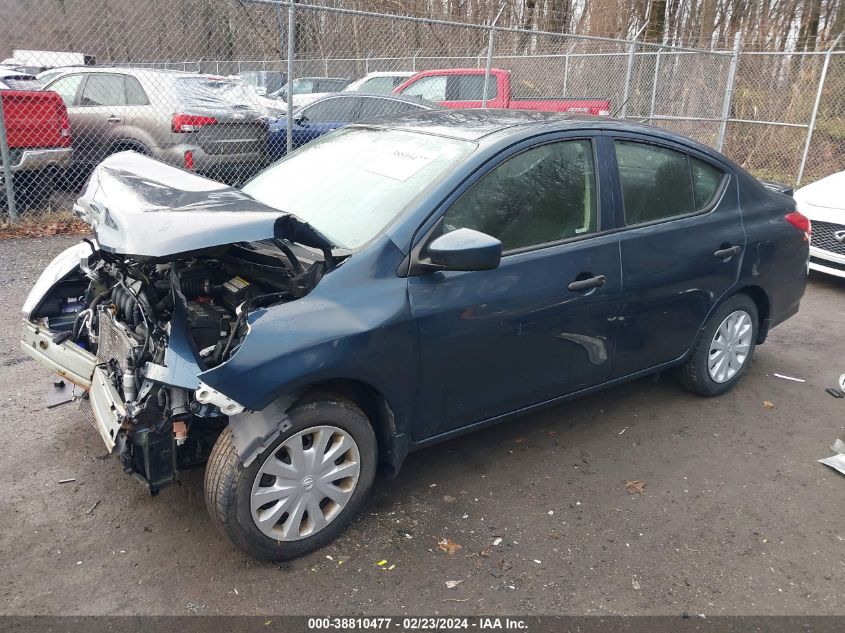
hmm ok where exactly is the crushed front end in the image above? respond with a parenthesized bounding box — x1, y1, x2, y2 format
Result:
(21, 238, 325, 493)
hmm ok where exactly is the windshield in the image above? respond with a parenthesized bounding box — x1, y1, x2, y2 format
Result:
(243, 127, 475, 249)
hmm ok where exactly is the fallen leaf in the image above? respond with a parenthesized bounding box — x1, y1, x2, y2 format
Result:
(478, 548, 491, 557)
(763, 400, 775, 410)
(436, 537, 462, 555)
(445, 580, 463, 589)
(493, 537, 503, 546)
(376, 559, 387, 566)
(625, 480, 646, 495)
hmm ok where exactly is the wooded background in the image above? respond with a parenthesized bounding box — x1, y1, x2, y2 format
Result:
(0, 1, 843, 186)
(2, 1, 844, 62)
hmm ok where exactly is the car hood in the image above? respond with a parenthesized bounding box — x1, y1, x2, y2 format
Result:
(794, 170, 845, 212)
(74, 151, 333, 260)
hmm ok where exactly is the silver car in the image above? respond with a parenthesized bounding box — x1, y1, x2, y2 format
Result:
(43, 68, 268, 180)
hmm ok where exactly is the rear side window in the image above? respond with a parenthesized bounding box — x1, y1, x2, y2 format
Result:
(319, 79, 350, 92)
(80, 74, 125, 106)
(359, 76, 399, 94)
(125, 75, 149, 105)
(448, 75, 498, 101)
(402, 75, 447, 101)
(48, 74, 84, 105)
(614, 141, 725, 225)
(690, 158, 726, 209)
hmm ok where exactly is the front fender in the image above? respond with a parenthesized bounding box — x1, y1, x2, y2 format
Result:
(198, 239, 416, 430)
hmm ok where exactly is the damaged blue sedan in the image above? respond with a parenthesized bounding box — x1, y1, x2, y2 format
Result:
(20, 110, 809, 561)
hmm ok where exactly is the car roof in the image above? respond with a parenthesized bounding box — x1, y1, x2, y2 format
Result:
(353, 108, 723, 154)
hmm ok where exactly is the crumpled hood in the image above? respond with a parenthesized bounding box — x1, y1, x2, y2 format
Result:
(75, 151, 333, 260)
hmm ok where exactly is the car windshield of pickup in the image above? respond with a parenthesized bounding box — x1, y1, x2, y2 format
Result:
(242, 127, 475, 249)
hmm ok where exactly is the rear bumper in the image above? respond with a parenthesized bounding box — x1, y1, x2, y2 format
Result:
(154, 143, 266, 174)
(5, 147, 73, 173)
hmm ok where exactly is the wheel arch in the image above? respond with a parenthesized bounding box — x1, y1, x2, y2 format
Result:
(108, 138, 151, 156)
(731, 284, 771, 343)
(289, 378, 406, 476)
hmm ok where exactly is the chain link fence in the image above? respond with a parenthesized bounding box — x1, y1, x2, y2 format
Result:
(0, 0, 843, 226)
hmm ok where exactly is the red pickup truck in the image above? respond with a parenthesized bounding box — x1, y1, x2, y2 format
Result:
(394, 68, 611, 115)
(1, 70, 72, 208)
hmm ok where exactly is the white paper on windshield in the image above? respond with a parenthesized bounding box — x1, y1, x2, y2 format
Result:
(364, 149, 434, 182)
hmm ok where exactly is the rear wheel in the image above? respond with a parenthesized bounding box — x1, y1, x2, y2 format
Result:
(677, 294, 758, 396)
(204, 396, 377, 561)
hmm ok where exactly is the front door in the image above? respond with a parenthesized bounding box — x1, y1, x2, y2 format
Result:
(605, 134, 745, 377)
(409, 134, 622, 440)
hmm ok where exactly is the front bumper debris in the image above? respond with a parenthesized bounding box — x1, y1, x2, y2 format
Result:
(20, 320, 95, 389)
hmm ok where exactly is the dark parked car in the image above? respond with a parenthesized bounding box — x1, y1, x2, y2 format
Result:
(21, 110, 809, 561)
(267, 92, 439, 159)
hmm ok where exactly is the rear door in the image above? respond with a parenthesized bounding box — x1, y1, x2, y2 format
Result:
(409, 133, 622, 440)
(605, 133, 744, 377)
(73, 73, 130, 165)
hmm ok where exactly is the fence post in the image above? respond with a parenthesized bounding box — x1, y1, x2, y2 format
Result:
(797, 32, 843, 186)
(0, 93, 17, 222)
(365, 52, 371, 74)
(717, 32, 742, 153)
(412, 50, 418, 71)
(621, 22, 648, 119)
(563, 52, 569, 96)
(286, 0, 296, 156)
(482, 4, 506, 108)
(649, 49, 662, 124)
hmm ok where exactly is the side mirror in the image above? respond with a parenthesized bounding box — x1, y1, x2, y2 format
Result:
(426, 228, 502, 272)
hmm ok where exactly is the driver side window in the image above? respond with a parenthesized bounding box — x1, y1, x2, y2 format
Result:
(441, 139, 598, 252)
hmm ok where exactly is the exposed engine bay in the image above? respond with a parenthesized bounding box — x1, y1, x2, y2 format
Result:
(27, 238, 327, 493)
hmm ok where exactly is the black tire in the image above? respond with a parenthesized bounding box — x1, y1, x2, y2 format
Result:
(204, 396, 377, 561)
(677, 293, 759, 397)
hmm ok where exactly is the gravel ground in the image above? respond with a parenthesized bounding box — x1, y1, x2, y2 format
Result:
(0, 235, 843, 616)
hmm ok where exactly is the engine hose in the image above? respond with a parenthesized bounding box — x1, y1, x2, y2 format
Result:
(72, 287, 112, 341)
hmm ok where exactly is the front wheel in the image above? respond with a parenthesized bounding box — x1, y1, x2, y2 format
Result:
(677, 294, 759, 397)
(204, 396, 377, 561)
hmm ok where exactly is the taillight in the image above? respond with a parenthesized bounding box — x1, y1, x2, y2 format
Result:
(58, 105, 71, 144)
(785, 211, 811, 241)
(172, 113, 218, 133)
(184, 150, 194, 171)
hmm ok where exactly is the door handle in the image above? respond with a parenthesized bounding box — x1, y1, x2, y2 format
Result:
(568, 274, 607, 292)
(713, 245, 742, 258)
(106, 116, 121, 124)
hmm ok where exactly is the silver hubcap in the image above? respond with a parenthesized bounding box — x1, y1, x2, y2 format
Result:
(250, 425, 360, 541)
(708, 310, 753, 383)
